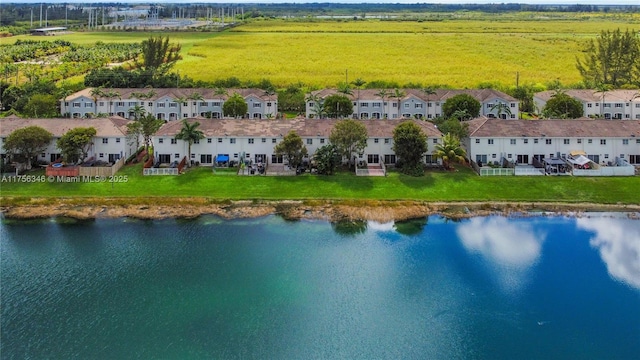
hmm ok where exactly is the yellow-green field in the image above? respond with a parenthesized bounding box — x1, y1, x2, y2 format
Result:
(2, 16, 638, 88)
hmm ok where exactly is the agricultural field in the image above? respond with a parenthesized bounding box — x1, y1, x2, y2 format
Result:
(1, 14, 639, 89)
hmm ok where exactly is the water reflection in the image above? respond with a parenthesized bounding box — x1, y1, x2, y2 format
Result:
(576, 217, 640, 290)
(331, 219, 367, 236)
(394, 218, 428, 236)
(456, 217, 546, 292)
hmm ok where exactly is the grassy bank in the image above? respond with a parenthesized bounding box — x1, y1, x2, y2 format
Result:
(1, 164, 638, 204)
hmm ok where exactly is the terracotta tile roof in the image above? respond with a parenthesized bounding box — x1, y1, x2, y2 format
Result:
(0, 116, 132, 137)
(155, 118, 443, 139)
(535, 89, 640, 103)
(468, 118, 640, 138)
(310, 88, 516, 102)
(64, 88, 275, 101)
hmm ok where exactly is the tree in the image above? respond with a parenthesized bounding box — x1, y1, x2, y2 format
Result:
(489, 102, 513, 119)
(137, 36, 182, 76)
(223, 93, 248, 118)
(128, 104, 146, 120)
(175, 120, 205, 167)
(126, 121, 142, 151)
(24, 94, 58, 118)
(375, 89, 390, 119)
(324, 94, 353, 119)
(306, 93, 325, 119)
(393, 88, 406, 118)
(174, 95, 188, 119)
(442, 94, 481, 119)
(56, 127, 97, 164)
(434, 117, 469, 140)
(595, 83, 611, 118)
(433, 133, 467, 170)
(274, 131, 308, 170)
(313, 144, 341, 175)
(188, 92, 204, 117)
(139, 114, 164, 154)
(2, 126, 53, 169)
(392, 121, 428, 176)
(351, 78, 366, 118)
(576, 28, 640, 88)
(542, 93, 584, 119)
(422, 87, 437, 119)
(337, 82, 353, 96)
(329, 119, 367, 169)
(89, 86, 104, 115)
(103, 89, 121, 116)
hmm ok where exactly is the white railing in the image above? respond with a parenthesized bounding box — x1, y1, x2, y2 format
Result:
(143, 167, 179, 176)
(572, 166, 635, 177)
(514, 166, 545, 176)
(479, 167, 514, 176)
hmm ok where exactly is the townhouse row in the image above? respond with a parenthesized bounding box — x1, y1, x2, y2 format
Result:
(60, 88, 278, 120)
(534, 89, 640, 120)
(3, 115, 639, 172)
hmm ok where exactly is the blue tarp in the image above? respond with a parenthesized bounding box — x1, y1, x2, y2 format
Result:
(217, 155, 229, 162)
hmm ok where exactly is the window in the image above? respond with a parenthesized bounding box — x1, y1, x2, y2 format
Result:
(272, 138, 277, 144)
(524, 139, 528, 144)
(117, 102, 124, 107)
(384, 138, 390, 144)
(404, 103, 409, 108)
(487, 104, 492, 108)
(392, 103, 398, 108)
(207, 138, 212, 143)
(534, 139, 539, 144)
(630, 155, 640, 164)
(308, 102, 315, 107)
(637, 139, 640, 144)
(605, 154, 609, 159)
(546, 139, 552, 145)
(194, 139, 200, 144)
(510, 114, 516, 119)
(218, 138, 223, 143)
(415, 103, 423, 109)
(320, 139, 325, 144)
(587, 103, 592, 108)
(169, 103, 177, 108)
(248, 138, 254, 144)
(84, 103, 93, 108)
(116, 138, 121, 143)
(261, 138, 266, 143)
(600, 139, 606, 145)
(603, 104, 611, 108)
(374, 138, 379, 144)
(615, 103, 622, 108)
(98, 102, 104, 107)
(271, 154, 284, 164)
(213, 102, 221, 107)
(475, 139, 480, 144)
(384, 154, 396, 164)
(307, 139, 313, 145)
(361, 103, 369, 108)
(148, 102, 153, 107)
(510, 103, 515, 108)
(253, 103, 261, 108)
(73, 102, 81, 108)
(64, 102, 69, 106)
(488, 139, 494, 145)
(175, 153, 180, 159)
(508, 154, 512, 159)
(577, 139, 582, 144)
(201, 102, 208, 107)
(230, 138, 236, 144)
(171, 139, 177, 144)
(623, 139, 629, 145)
(157, 103, 165, 108)
(234, 153, 238, 158)
(159, 138, 164, 144)
(102, 138, 108, 144)
(433, 138, 438, 144)
(367, 154, 379, 164)
(492, 154, 497, 158)
(99, 153, 104, 158)
(267, 102, 272, 107)
(588, 139, 593, 144)
(564, 139, 570, 145)
(191, 154, 195, 159)
(373, 102, 381, 108)
(510, 139, 516, 145)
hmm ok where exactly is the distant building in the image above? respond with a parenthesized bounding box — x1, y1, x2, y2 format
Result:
(534, 89, 640, 120)
(30, 27, 67, 36)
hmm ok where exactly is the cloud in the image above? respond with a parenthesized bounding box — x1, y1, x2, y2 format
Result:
(576, 217, 640, 290)
(457, 217, 546, 293)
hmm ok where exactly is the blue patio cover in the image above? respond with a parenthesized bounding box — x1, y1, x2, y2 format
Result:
(216, 155, 229, 162)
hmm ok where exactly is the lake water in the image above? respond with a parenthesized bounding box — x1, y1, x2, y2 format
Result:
(1, 214, 639, 359)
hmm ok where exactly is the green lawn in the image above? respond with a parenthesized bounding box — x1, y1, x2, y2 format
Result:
(1, 164, 638, 204)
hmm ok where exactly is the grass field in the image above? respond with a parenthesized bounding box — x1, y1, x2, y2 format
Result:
(2, 15, 639, 88)
(1, 164, 638, 204)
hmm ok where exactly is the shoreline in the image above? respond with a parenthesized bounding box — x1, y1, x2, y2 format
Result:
(1, 197, 639, 222)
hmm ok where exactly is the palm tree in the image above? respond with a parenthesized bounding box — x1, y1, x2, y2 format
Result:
(351, 78, 366, 119)
(188, 92, 205, 117)
(263, 88, 276, 118)
(305, 93, 325, 119)
(174, 95, 188, 120)
(175, 120, 205, 167)
(375, 89, 390, 119)
(489, 102, 512, 119)
(433, 133, 467, 170)
(337, 82, 353, 96)
(103, 89, 121, 116)
(595, 83, 611, 118)
(451, 109, 471, 121)
(128, 104, 146, 120)
(90, 86, 105, 116)
(393, 88, 406, 119)
(422, 87, 436, 119)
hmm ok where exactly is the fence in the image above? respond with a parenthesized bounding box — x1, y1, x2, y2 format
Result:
(572, 166, 635, 177)
(514, 166, 545, 176)
(143, 168, 179, 175)
(78, 157, 125, 177)
(356, 161, 386, 176)
(46, 165, 79, 177)
(479, 167, 514, 176)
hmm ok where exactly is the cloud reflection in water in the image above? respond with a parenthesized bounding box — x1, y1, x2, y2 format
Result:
(457, 217, 546, 293)
(576, 217, 640, 290)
